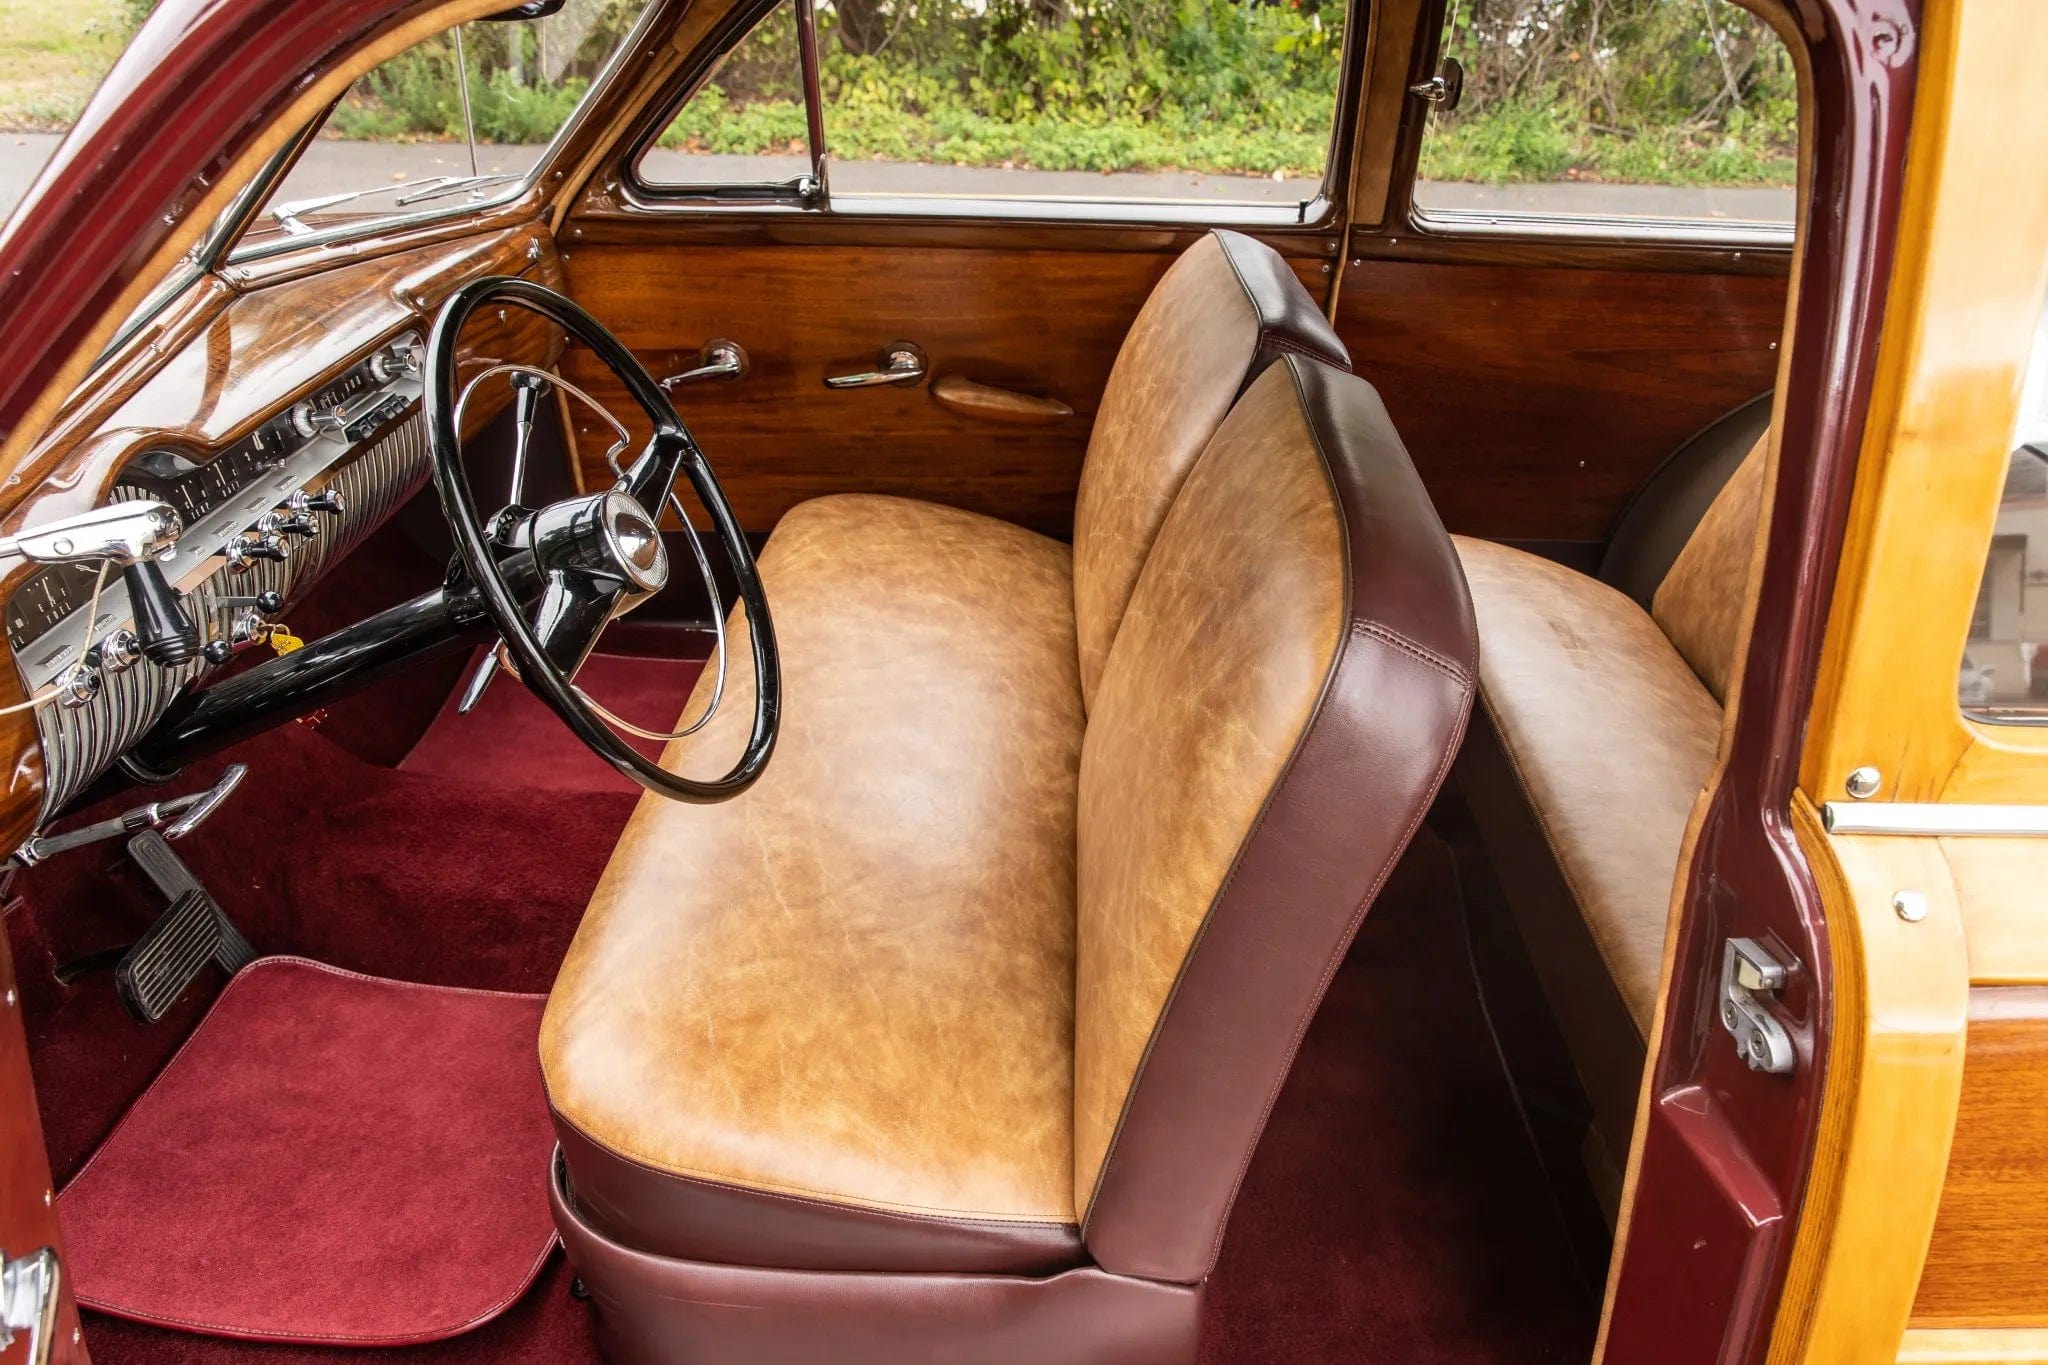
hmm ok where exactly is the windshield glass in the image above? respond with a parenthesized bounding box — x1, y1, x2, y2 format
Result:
(233, 4, 651, 258)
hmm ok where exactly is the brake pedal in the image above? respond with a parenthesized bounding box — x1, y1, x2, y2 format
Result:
(114, 830, 254, 1024)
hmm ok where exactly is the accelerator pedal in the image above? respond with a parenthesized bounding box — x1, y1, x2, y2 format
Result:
(114, 830, 254, 1024)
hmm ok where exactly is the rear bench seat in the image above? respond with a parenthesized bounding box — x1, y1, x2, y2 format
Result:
(1450, 394, 1772, 1179)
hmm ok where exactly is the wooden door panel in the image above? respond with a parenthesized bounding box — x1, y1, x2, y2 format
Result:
(560, 242, 1324, 536)
(1335, 259, 1787, 544)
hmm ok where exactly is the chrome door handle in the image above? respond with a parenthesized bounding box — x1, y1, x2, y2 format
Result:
(0, 1246, 60, 1365)
(824, 342, 926, 389)
(660, 339, 749, 391)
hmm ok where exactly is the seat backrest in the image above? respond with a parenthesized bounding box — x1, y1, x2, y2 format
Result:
(1651, 432, 1769, 704)
(1598, 391, 1772, 607)
(1070, 230, 1350, 709)
(1071, 356, 1476, 1285)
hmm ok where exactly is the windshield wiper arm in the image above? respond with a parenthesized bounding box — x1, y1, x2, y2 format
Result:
(391, 172, 521, 208)
(267, 176, 464, 234)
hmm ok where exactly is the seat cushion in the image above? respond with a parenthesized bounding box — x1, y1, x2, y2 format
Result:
(1452, 537, 1723, 1037)
(541, 494, 1086, 1275)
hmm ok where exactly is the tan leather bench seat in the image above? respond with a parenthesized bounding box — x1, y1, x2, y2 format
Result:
(1452, 541, 1721, 1036)
(1450, 400, 1769, 1176)
(539, 231, 1482, 1364)
(545, 493, 1089, 1274)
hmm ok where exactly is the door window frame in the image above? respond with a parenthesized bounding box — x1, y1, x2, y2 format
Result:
(612, 0, 1365, 232)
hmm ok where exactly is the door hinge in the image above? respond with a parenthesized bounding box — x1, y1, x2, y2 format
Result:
(0, 1245, 60, 1365)
(1719, 937, 1797, 1075)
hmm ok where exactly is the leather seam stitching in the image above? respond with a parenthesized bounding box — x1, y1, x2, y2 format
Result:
(1079, 361, 1337, 1245)
(1204, 659, 1474, 1275)
(545, 1103, 1080, 1232)
(1349, 619, 1473, 683)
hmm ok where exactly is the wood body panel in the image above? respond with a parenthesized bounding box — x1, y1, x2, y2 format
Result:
(558, 241, 1320, 534)
(1335, 259, 1786, 542)
(561, 238, 1785, 542)
(1912, 987, 2048, 1327)
(0, 920, 83, 1364)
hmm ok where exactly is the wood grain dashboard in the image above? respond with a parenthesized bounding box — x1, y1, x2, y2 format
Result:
(0, 221, 567, 856)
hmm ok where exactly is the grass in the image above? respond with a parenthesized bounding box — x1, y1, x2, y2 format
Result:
(0, 0, 129, 131)
(1419, 101, 1797, 189)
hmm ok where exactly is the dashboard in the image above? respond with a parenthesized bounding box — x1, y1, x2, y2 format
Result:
(0, 221, 566, 844)
(6, 333, 430, 816)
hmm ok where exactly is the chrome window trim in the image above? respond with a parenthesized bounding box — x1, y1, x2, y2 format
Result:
(607, 180, 1335, 230)
(1409, 204, 1796, 251)
(1819, 801, 2048, 837)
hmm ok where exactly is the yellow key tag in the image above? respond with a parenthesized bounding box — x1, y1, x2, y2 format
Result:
(268, 629, 304, 655)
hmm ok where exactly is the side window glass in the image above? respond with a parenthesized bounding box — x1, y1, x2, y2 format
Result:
(1962, 298, 2048, 724)
(638, 0, 1350, 216)
(819, 0, 1346, 209)
(1414, 0, 1796, 234)
(239, 7, 647, 254)
(641, 2, 811, 192)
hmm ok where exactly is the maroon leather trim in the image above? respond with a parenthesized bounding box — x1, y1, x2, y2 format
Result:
(1212, 229, 1353, 392)
(1453, 709, 1646, 1162)
(1082, 355, 1478, 1284)
(552, 1154, 1201, 1365)
(553, 1113, 1085, 1276)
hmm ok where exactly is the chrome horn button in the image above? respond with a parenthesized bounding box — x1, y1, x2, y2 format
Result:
(599, 490, 668, 593)
(527, 489, 670, 594)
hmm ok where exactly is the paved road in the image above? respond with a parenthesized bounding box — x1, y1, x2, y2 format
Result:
(0, 130, 1794, 226)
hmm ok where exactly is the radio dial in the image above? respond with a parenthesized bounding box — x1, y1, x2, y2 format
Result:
(289, 401, 344, 440)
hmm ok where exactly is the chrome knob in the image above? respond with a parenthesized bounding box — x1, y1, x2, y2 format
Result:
(101, 629, 143, 674)
(288, 402, 344, 440)
(226, 531, 287, 571)
(262, 511, 319, 540)
(289, 488, 345, 518)
(58, 661, 101, 708)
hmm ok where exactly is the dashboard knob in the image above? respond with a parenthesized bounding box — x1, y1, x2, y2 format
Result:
(226, 531, 287, 571)
(101, 629, 143, 674)
(57, 661, 101, 709)
(289, 402, 344, 440)
(289, 488, 346, 518)
(202, 639, 234, 666)
(263, 511, 319, 540)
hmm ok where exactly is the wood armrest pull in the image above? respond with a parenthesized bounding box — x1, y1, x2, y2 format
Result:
(929, 375, 1074, 424)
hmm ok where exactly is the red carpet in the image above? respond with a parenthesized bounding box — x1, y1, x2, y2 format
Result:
(58, 958, 557, 1347)
(402, 649, 704, 793)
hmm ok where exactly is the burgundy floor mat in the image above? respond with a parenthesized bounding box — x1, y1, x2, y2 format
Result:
(402, 650, 703, 794)
(58, 958, 557, 1347)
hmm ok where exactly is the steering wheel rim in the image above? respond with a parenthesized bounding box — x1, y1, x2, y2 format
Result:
(424, 275, 779, 803)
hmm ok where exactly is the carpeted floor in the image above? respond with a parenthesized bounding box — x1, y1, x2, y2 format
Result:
(402, 649, 704, 793)
(60, 960, 557, 1347)
(13, 636, 1594, 1364)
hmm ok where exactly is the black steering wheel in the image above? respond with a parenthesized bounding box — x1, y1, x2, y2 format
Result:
(423, 276, 778, 802)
